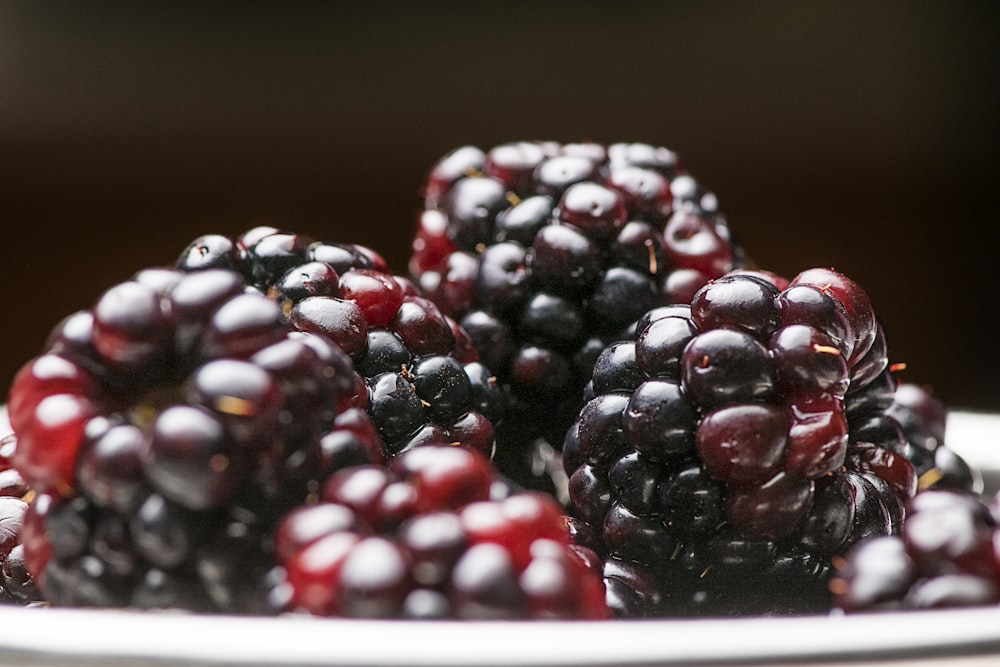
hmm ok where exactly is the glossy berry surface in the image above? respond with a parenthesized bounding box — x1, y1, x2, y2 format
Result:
(833, 489, 1000, 612)
(410, 142, 744, 489)
(277, 445, 609, 620)
(565, 267, 943, 616)
(8, 265, 381, 612)
(177, 227, 507, 464)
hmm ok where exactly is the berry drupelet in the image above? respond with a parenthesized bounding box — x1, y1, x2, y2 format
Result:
(832, 488, 1000, 612)
(276, 444, 609, 620)
(8, 267, 382, 612)
(409, 142, 745, 488)
(565, 267, 925, 617)
(177, 227, 507, 464)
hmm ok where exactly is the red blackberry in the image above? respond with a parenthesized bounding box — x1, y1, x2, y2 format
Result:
(409, 142, 745, 488)
(565, 267, 922, 616)
(177, 227, 507, 463)
(8, 267, 381, 612)
(832, 488, 1000, 612)
(276, 444, 609, 619)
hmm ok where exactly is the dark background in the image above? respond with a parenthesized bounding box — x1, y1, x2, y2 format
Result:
(1, 1, 998, 412)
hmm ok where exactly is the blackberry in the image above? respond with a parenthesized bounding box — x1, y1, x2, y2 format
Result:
(887, 383, 982, 494)
(410, 142, 745, 489)
(832, 488, 1000, 612)
(276, 444, 609, 619)
(8, 267, 381, 612)
(177, 227, 507, 463)
(565, 267, 922, 617)
(0, 426, 42, 605)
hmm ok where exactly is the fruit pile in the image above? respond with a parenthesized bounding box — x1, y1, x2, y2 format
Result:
(0, 141, 994, 621)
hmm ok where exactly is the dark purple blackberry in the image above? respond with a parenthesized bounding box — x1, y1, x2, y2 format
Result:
(8, 267, 382, 612)
(566, 267, 923, 617)
(833, 488, 1000, 612)
(276, 444, 609, 619)
(885, 383, 983, 493)
(410, 142, 745, 488)
(177, 227, 508, 463)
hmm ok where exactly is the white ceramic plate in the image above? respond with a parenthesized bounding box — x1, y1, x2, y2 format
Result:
(0, 411, 997, 667)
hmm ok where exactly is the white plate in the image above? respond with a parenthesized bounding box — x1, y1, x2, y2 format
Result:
(0, 605, 998, 667)
(0, 411, 997, 667)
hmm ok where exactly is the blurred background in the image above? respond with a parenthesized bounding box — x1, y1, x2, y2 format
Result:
(1, 1, 998, 412)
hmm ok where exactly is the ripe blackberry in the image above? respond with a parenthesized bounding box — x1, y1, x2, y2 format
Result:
(8, 267, 381, 612)
(276, 444, 609, 619)
(887, 383, 982, 494)
(409, 142, 745, 488)
(177, 227, 507, 463)
(566, 267, 922, 617)
(832, 488, 1000, 612)
(0, 426, 42, 605)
